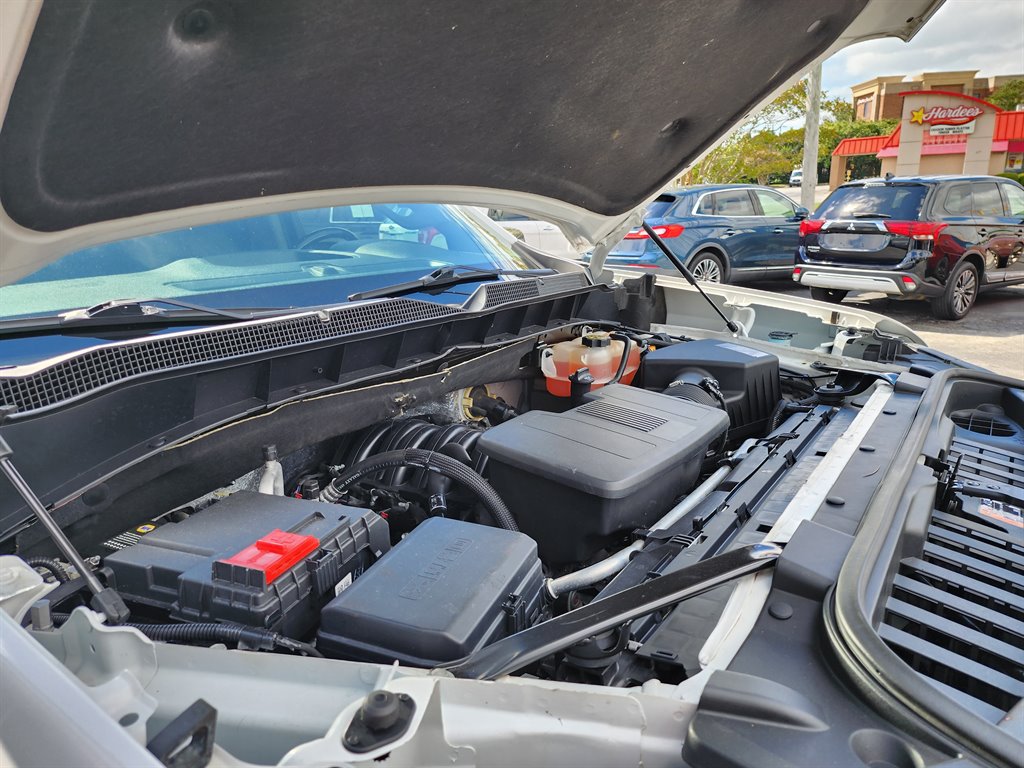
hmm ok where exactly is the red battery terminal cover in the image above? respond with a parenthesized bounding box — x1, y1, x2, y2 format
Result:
(219, 529, 319, 584)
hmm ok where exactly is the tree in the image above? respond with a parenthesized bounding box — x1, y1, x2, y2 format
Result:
(989, 79, 1024, 111)
(688, 82, 862, 184)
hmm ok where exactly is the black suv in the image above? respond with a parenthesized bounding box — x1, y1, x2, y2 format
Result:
(793, 175, 1024, 318)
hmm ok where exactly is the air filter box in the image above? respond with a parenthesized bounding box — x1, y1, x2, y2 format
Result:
(317, 517, 542, 666)
(477, 384, 729, 564)
(642, 340, 781, 440)
(105, 492, 390, 637)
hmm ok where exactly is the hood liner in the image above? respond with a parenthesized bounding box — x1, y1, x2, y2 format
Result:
(0, 0, 868, 232)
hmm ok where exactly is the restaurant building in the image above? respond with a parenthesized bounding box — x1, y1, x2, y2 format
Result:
(850, 70, 1023, 122)
(830, 91, 1024, 189)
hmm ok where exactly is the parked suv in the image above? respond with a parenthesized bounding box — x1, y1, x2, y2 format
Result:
(794, 175, 1024, 319)
(603, 184, 809, 283)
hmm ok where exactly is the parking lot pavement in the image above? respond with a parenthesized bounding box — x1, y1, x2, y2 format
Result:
(749, 279, 1024, 379)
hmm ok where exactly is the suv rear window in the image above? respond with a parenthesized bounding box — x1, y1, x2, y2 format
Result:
(645, 196, 676, 218)
(815, 184, 928, 221)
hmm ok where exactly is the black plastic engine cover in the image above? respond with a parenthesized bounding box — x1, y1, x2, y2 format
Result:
(477, 385, 729, 564)
(643, 340, 781, 440)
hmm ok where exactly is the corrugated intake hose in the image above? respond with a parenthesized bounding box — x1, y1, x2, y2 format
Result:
(320, 448, 518, 532)
(23, 557, 71, 583)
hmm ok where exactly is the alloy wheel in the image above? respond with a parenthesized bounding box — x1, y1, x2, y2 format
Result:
(952, 269, 976, 316)
(692, 258, 722, 282)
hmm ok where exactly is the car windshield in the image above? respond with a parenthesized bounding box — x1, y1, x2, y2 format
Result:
(0, 203, 531, 320)
(815, 184, 927, 221)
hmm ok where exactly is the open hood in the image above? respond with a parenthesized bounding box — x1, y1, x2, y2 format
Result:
(0, 0, 943, 283)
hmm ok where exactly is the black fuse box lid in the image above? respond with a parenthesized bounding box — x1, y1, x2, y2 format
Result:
(317, 517, 543, 667)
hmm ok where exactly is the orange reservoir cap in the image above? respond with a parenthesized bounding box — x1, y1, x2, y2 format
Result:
(541, 331, 640, 397)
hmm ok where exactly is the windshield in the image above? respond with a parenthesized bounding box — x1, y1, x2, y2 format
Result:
(0, 204, 530, 320)
(814, 184, 927, 221)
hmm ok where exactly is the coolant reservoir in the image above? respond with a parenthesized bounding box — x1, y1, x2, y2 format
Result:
(541, 331, 641, 397)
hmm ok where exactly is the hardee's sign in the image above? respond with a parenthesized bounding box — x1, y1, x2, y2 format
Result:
(909, 104, 984, 126)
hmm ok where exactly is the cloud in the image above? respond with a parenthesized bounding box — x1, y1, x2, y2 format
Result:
(822, 0, 1024, 96)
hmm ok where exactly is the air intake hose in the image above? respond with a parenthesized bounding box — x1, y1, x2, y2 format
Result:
(663, 371, 730, 453)
(320, 448, 518, 532)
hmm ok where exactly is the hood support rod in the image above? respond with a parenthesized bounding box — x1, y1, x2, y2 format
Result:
(641, 221, 741, 334)
(0, 412, 129, 624)
(442, 541, 781, 680)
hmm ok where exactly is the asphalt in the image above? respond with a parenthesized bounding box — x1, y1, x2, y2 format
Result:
(751, 278, 1024, 379)
(765, 183, 1022, 379)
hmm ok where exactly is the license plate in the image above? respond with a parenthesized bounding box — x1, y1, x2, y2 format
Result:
(819, 233, 890, 252)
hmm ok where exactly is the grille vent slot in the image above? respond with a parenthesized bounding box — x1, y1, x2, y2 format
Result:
(880, 506, 1024, 723)
(480, 273, 585, 309)
(576, 401, 667, 432)
(0, 298, 459, 414)
(949, 437, 1024, 494)
(951, 409, 1016, 437)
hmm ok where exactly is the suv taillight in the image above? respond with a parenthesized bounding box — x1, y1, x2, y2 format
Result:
(624, 224, 685, 240)
(884, 221, 948, 240)
(798, 219, 824, 236)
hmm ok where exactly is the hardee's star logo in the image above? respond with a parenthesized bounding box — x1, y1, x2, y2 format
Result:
(910, 107, 926, 125)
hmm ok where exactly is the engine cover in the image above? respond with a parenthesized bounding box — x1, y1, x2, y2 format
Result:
(477, 384, 729, 564)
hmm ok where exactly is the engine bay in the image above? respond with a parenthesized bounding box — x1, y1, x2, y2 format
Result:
(10, 326, 829, 684)
(3, 316, 1022, 767)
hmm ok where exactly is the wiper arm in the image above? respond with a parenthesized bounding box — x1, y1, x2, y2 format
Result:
(641, 221, 741, 334)
(0, 299, 283, 335)
(61, 297, 255, 323)
(347, 266, 555, 302)
(851, 212, 892, 219)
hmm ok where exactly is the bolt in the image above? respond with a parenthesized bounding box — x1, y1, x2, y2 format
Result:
(346, 734, 361, 747)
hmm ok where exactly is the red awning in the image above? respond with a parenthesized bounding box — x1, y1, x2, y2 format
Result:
(831, 111, 1023, 159)
(831, 135, 889, 156)
(995, 111, 1024, 142)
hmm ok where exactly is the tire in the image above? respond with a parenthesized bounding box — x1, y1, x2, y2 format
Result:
(689, 251, 726, 283)
(931, 260, 978, 320)
(809, 287, 848, 304)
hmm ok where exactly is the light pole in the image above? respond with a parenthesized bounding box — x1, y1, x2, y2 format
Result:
(801, 64, 822, 210)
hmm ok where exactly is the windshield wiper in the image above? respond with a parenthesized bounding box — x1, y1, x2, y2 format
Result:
(851, 212, 892, 219)
(347, 266, 556, 302)
(0, 298, 286, 335)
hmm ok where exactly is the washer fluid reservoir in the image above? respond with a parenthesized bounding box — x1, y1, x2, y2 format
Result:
(541, 332, 641, 397)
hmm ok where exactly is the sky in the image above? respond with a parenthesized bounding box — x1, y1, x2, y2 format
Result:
(821, 0, 1024, 97)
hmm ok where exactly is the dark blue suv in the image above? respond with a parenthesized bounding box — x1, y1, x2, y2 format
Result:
(604, 184, 809, 283)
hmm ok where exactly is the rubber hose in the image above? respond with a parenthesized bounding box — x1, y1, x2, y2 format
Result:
(23, 557, 71, 583)
(49, 615, 325, 658)
(607, 332, 633, 385)
(321, 448, 518, 532)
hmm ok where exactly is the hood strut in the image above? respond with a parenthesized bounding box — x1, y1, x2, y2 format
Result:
(641, 221, 741, 335)
(0, 414, 129, 625)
